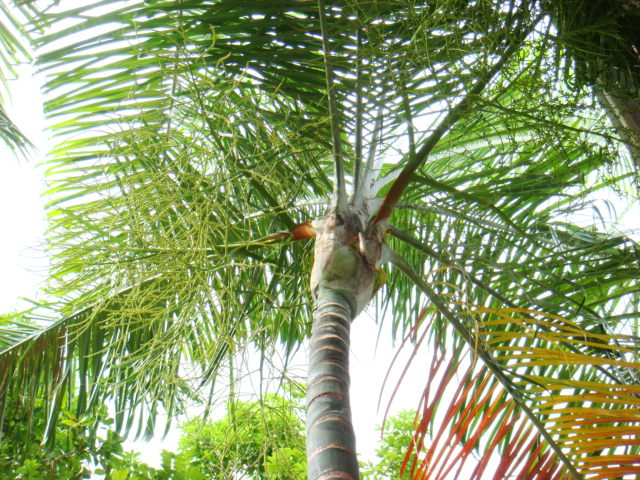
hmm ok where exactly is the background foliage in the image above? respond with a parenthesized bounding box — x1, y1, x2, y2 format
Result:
(1, 387, 415, 480)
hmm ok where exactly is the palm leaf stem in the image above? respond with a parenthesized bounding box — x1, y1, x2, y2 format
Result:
(391, 202, 623, 331)
(372, 18, 540, 225)
(93, 236, 298, 257)
(482, 98, 624, 146)
(0, 271, 169, 359)
(387, 248, 581, 479)
(0, 314, 66, 358)
(318, 0, 347, 211)
(354, 108, 383, 203)
(0, 216, 303, 359)
(402, 88, 416, 157)
(353, 27, 363, 198)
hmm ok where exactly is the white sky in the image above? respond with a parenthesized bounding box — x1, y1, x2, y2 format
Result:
(0, 64, 49, 313)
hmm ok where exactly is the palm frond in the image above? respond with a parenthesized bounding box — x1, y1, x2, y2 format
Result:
(3, 1, 336, 434)
(396, 300, 640, 479)
(367, 21, 640, 475)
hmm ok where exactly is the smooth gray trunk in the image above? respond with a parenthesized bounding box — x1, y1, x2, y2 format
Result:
(307, 288, 359, 480)
(306, 209, 383, 480)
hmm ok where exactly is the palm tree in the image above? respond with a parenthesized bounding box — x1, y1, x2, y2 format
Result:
(2, 1, 640, 479)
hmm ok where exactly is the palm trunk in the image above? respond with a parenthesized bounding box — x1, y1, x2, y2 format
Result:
(305, 209, 383, 480)
(307, 288, 359, 480)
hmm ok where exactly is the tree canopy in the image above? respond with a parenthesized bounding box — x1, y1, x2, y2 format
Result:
(1, 1, 640, 478)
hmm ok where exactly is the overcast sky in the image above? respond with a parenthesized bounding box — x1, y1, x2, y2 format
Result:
(0, 64, 49, 314)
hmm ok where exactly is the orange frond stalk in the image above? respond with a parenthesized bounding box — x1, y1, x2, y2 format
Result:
(372, 168, 414, 224)
(291, 220, 316, 240)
